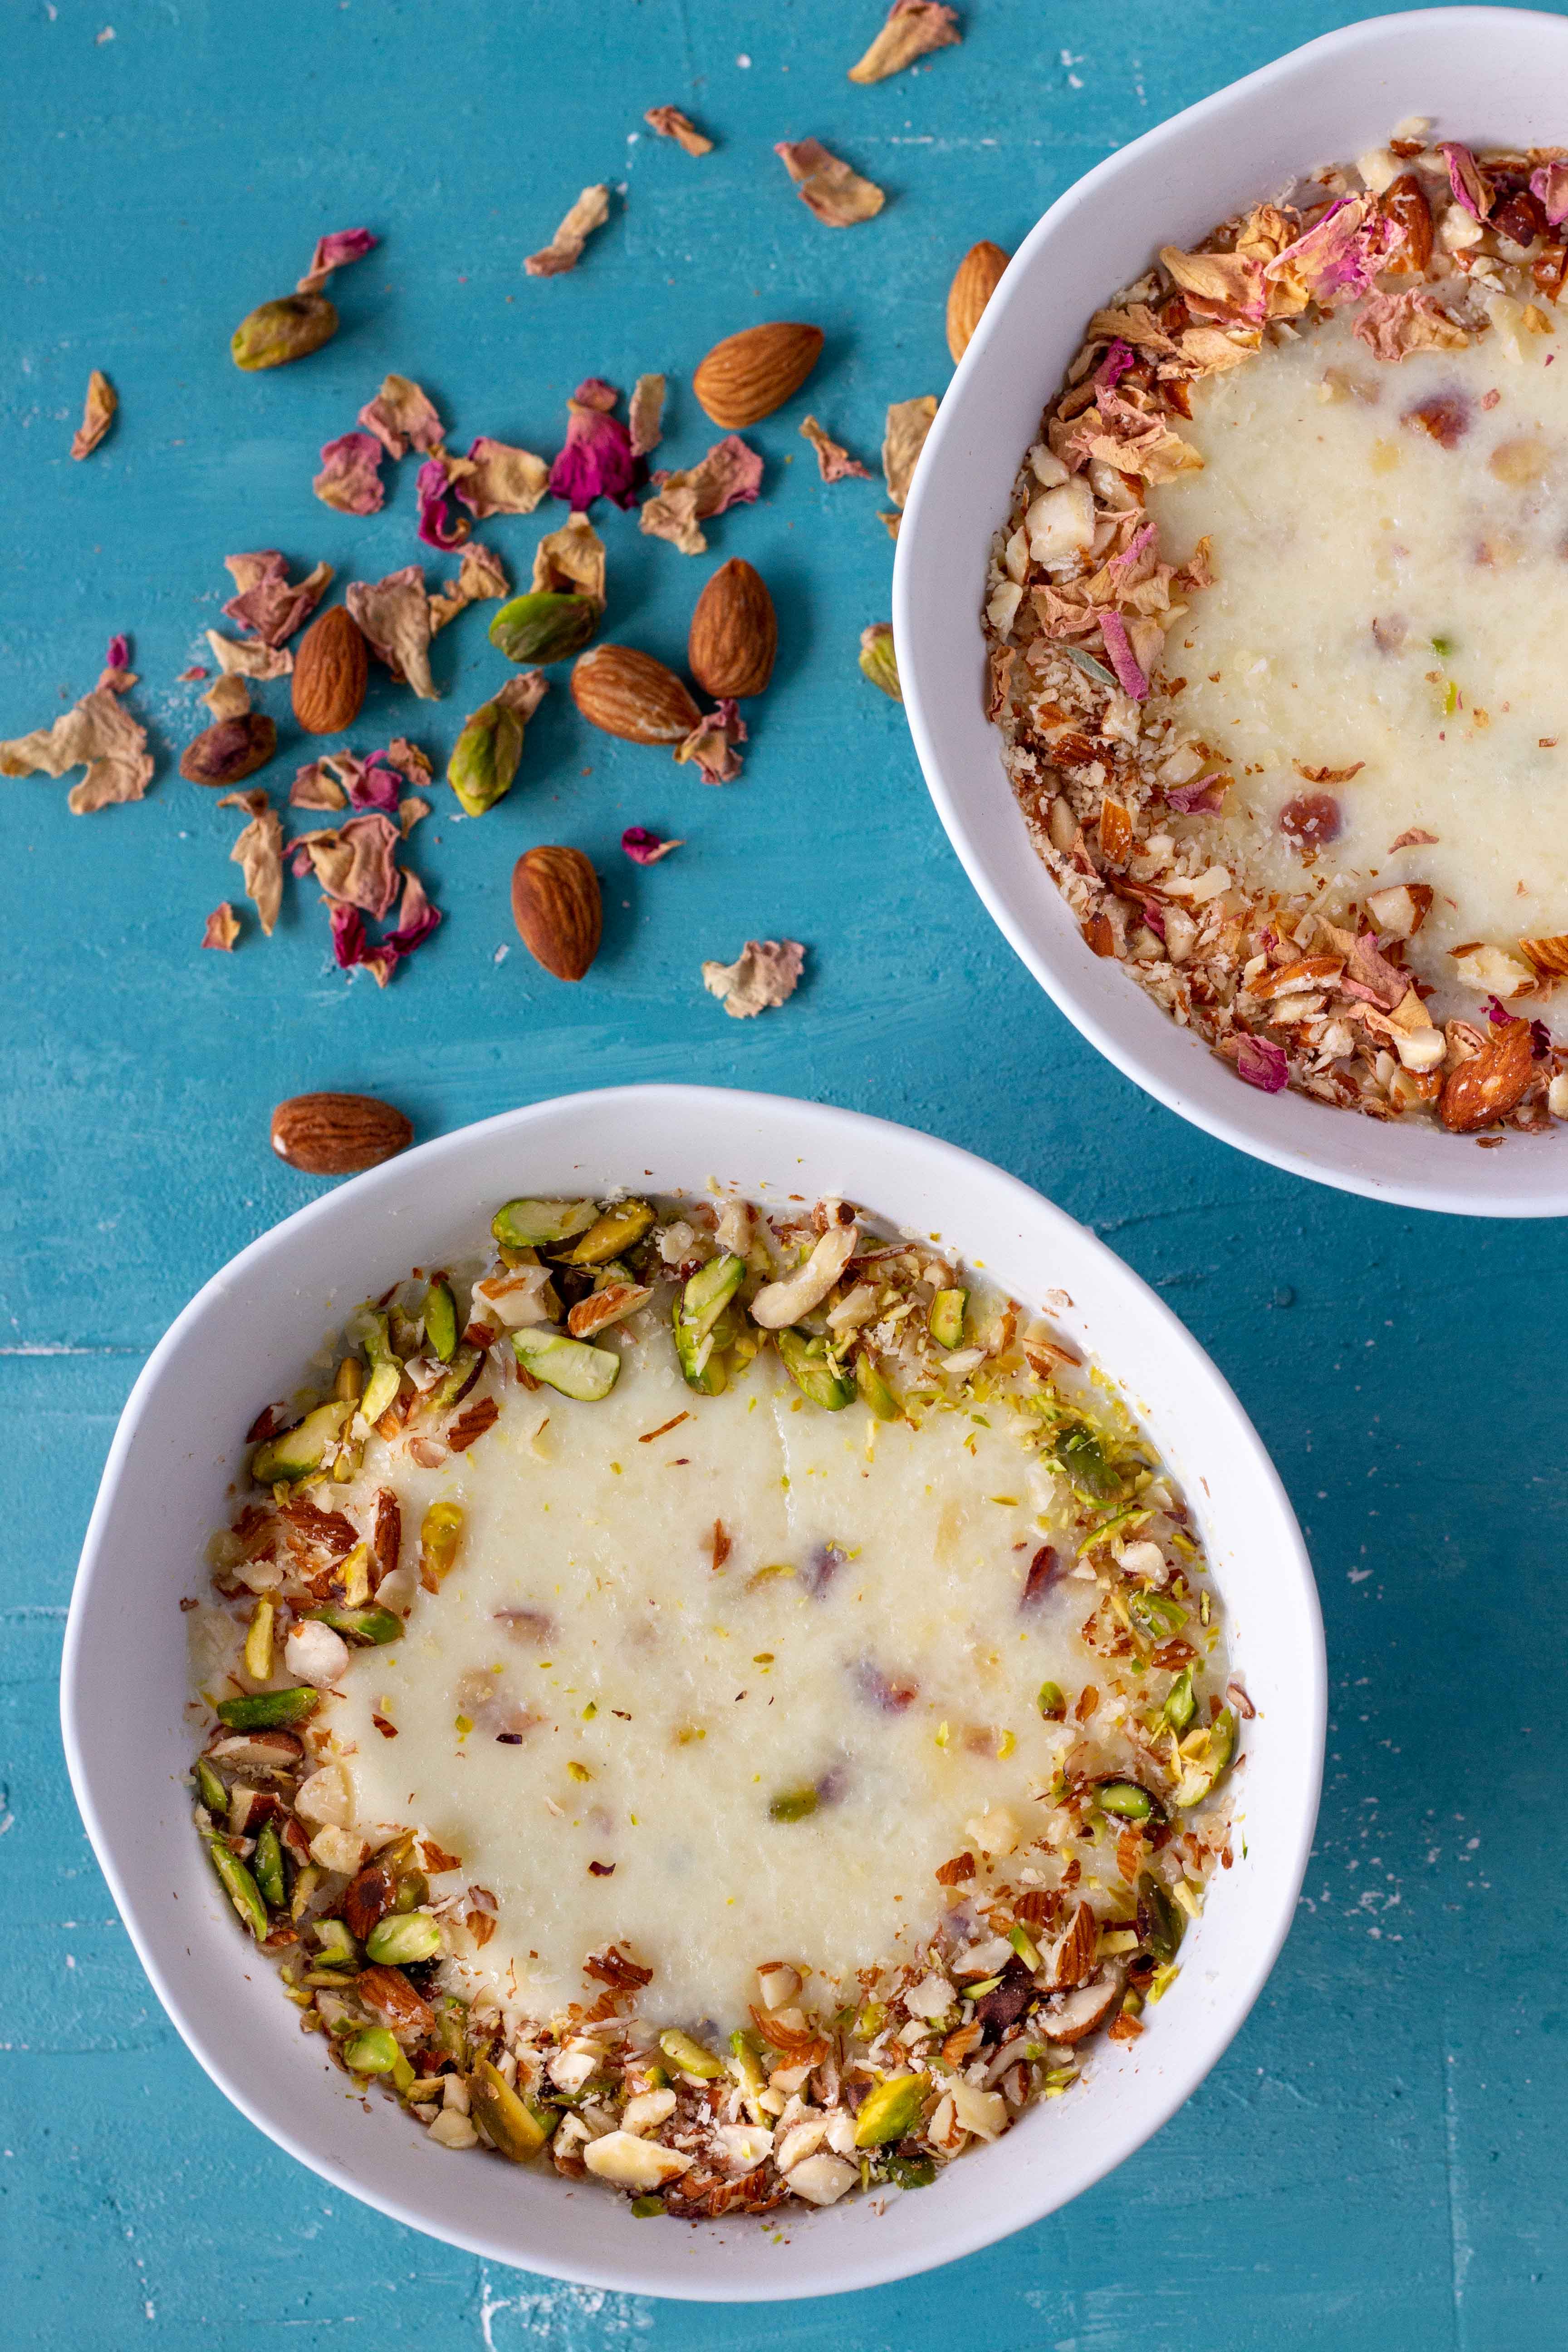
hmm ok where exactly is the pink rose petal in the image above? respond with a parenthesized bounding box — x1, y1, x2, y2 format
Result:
(1234, 1034, 1289, 1093)
(548, 380, 637, 512)
(622, 826, 684, 864)
(1098, 609, 1149, 701)
(313, 431, 386, 516)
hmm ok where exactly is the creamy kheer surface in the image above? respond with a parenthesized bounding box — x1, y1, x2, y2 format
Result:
(329, 1335, 1101, 2029)
(186, 1190, 1240, 2219)
(1149, 310, 1568, 1007)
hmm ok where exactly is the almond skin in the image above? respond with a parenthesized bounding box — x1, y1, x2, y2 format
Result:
(179, 713, 277, 785)
(1439, 1017, 1534, 1133)
(688, 559, 777, 699)
(270, 1092, 413, 1176)
(571, 645, 701, 743)
(291, 605, 369, 735)
(946, 240, 1010, 363)
(692, 321, 824, 428)
(512, 846, 603, 981)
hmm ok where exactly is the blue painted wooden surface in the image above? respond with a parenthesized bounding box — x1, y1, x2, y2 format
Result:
(5, 2, 1566, 2343)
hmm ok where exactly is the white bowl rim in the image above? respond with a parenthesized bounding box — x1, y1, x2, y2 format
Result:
(895, 5, 1568, 1221)
(60, 1082, 1324, 2300)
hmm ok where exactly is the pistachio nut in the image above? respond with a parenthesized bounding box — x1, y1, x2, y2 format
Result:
(491, 1197, 598, 1250)
(253, 1820, 287, 1910)
(776, 1327, 854, 1411)
(311, 1602, 403, 1646)
(360, 1314, 402, 1425)
(1052, 1424, 1119, 1502)
(1173, 1706, 1237, 1808)
(193, 1755, 228, 1816)
(927, 1288, 967, 1349)
(768, 1784, 819, 1823)
(216, 1686, 320, 1731)
(469, 2057, 552, 2159)
(205, 1835, 268, 1938)
(1136, 1872, 1184, 1964)
(658, 2028, 725, 2080)
(853, 2071, 927, 2148)
(343, 2025, 401, 2075)
(1036, 1680, 1067, 1721)
(365, 1909, 442, 1966)
(490, 591, 599, 666)
(854, 1350, 902, 1421)
(512, 1327, 620, 1401)
(448, 696, 525, 817)
(418, 1499, 463, 1591)
(1094, 1778, 1158, 1823)
(251, 1396, 354, 1486)
(424, 1280, 458, 1363)
(565, 1199, 656, 1264)
(1162, 1666, 1196, 1733)
(231, 292, 339, 371)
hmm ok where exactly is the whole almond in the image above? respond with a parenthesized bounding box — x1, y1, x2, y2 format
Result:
(512, 846, 603, 981)
(946, 240, 1010, 363)
(571, 645, 701, 743)
(292, 605, 368, 735)
(270, 1092, 413, 1176)
(1439, 1016, 1534, 1133)
(688, 559, 777, 699)
(692, 321, 824, 428)
(179, 713, 277, 785)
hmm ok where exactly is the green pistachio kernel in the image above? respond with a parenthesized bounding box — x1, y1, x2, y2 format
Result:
(365, 1910, 442, 1966)
(1036, 1680, 1067, 1721)
(343, 2026, 402, 2075)
(1163, 1666, 1196, 1732)
(1173, 1706, 1238, 1808)
(768, 1784, 820, 1823)
(311, 1604, 403, 1646)
(855, 1350, 902, 1421)
(776, 1327, 854, 1411)
(448, 696, 526, 817)
(253, 1821, 287, 1910)
(1095, 1779, 1158, 1823)
(658, 2028, 725, 2080)
(468, 2057, 552, 2158)
(490, 591, 599, 666)
(630, 2194, 667, 2218)
(1052, 1424, 1120, 1502)
(194, 1755, 228, 1816)
(215, 1687, 321, 1731)
(423, 1280, 458, 1363)
(1137, 1872, 1185, 1964)
(231, 292, 338, 371)
(205, 1836, 268, 1938)
(853, 2072, 927, 2148)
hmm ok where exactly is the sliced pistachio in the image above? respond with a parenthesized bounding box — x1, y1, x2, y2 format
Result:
(1095, 1779, 1158, 1823)
(726, 2029, 767, 2101)
(776, 1327, 853, 1411)
(448, 696, 526, 817)
(313, 1917, 359, 1968)
(1007, 1920, 1043, 1970)
(658, 2027, 725, 2080)
(469, 2056, 552, 2159)
(1052, 1424, 1120, 1503)
(253, 1820, 287, 1910)
(251, 1397, 353, 1486)
(673, 1254, 745, 1393)
(424, 1280, 458, 1364)
(216, 1686, 321, 1730)
(855, 1350, 902, 1421)
(193, 1755, 228, 1815)
(769, 1784, 819, 1822)
(511, 1327, 620, 1401)
(1127, 1589, 1188, 1641)
(1136, 1872, 1184, 1964)
(343, 2025, 401, 2075)
(566, 1199, 656, 1264)
(883, 2151, 935, 2190)
(491, 1197, 598, 1250)
(431, 1347, 482, 1409)
(418, 1499, 463, 1591)
(928, 1288, 967, 1349)
(630, 2194, 667, 2219)
(489, 591, 599, 666)
(360, 1313, 403, 1426)
(1036, 1680, 1067, 1721)
(242, 1595, 275, 1682)
(231, 291, 338, 371)
(1173, 1706, 1237, 1808)
(205, 1836, 268, 1938)
(365, 1910, 442, 1965)
(339, 1541, 371, 1609)
(333, 1355, 364, 1403)
(392, 1867, 429, 1913)
(311, 1602, 403, 1646)
(1163, 1666, 1196, 1733)
(853, 2072, 927, 2148)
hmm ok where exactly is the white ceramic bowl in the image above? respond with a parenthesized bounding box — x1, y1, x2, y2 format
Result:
(62, 1086, 1323, 2301)
(896, 7, 1568, 1219)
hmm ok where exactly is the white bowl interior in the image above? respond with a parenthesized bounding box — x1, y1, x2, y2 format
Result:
(895, 6, 1568, 1219)
(61, 1085, 1322, 2300)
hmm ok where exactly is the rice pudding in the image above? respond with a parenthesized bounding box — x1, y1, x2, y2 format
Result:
(186, 1187, 1241, 2219)
(984, 129, 1568, 1138)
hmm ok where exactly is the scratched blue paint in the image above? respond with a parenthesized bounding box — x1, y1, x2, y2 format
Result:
(3, 2, 1565, 2344)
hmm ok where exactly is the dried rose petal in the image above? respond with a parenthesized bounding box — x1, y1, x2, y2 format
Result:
(675, 699, 747, 784)
(1265, 195, 1401, 308)
(1439, 142, 1494, 223)
(848, 0, 960, 83)
(416, 454, 473, 551)
(549, 380, 637, 512)
(105, 632, 130, 673)
(291, 810, 402, 917)
(346, 567, 436, 700)
(219, 789, 284, 934)
(0, 662, 152, 814)
(1234, 1034, 1289, 1093)
(1165, 776, 1228, 815)
(314, 430, 386, 515)
(629, 374, 666, 459)
(525, 185, 611, 277)
(1094, 339, 1136, 394)
(701, 939, 805, 1018)
(201, 902, 240, 951)
(800, 414, 871, 481)
(1279, 793, 1342, 852)
(644, 105, 713, 156)
(297, 227, 377, 296)
(358, 373, 445, 460)
(70, 370, 116, 461)
(531, 513, 606, 602)
(205, 630, 293, 681)
(1530, 160, 1568, 227)
(775, 138, 885, 227)
(882, 396, 936, 509)
(222, 551, 333, 647)
(641, 434, 763, 554)
(1098, 610, 1149, 701)
(429, 542, 509, 636)
(456, 436, 550, 518)
(1353, 289, 1469, 362)
(622, 826, 683, 864)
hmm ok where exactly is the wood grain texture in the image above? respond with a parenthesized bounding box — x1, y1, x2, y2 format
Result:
(3, 3, 1566, 2347)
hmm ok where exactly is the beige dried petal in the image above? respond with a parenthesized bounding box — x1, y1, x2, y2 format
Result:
(701, 938, 805, 1018)
(644, 105, 713, 157)
(848, 0, 960, 83)
(497, 670, 550, 723)
(70, 369, 116, 460)
(882, 394, 937, 508)
(800, 414, 871, 482)
(532, 511, 607, 603)
(459, 439, 549, 519)
(219, 789, 283, 935)
(428, 541, 509, 636)
(398, 794, 432, 838)
(525, 184, 612, 277)
(629, 373, 666, 458)
(358, 373, 445, 460)
(642, 436, 763, 555)
(205, 630, 293, 681)
(200, 673, 252, 722)
(775, 138, 885, 227)
(347, 567, 437, 698)
(201, 902, 241, 951)
(639, 481, 705, 555)
(0, 681, 153, 814)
